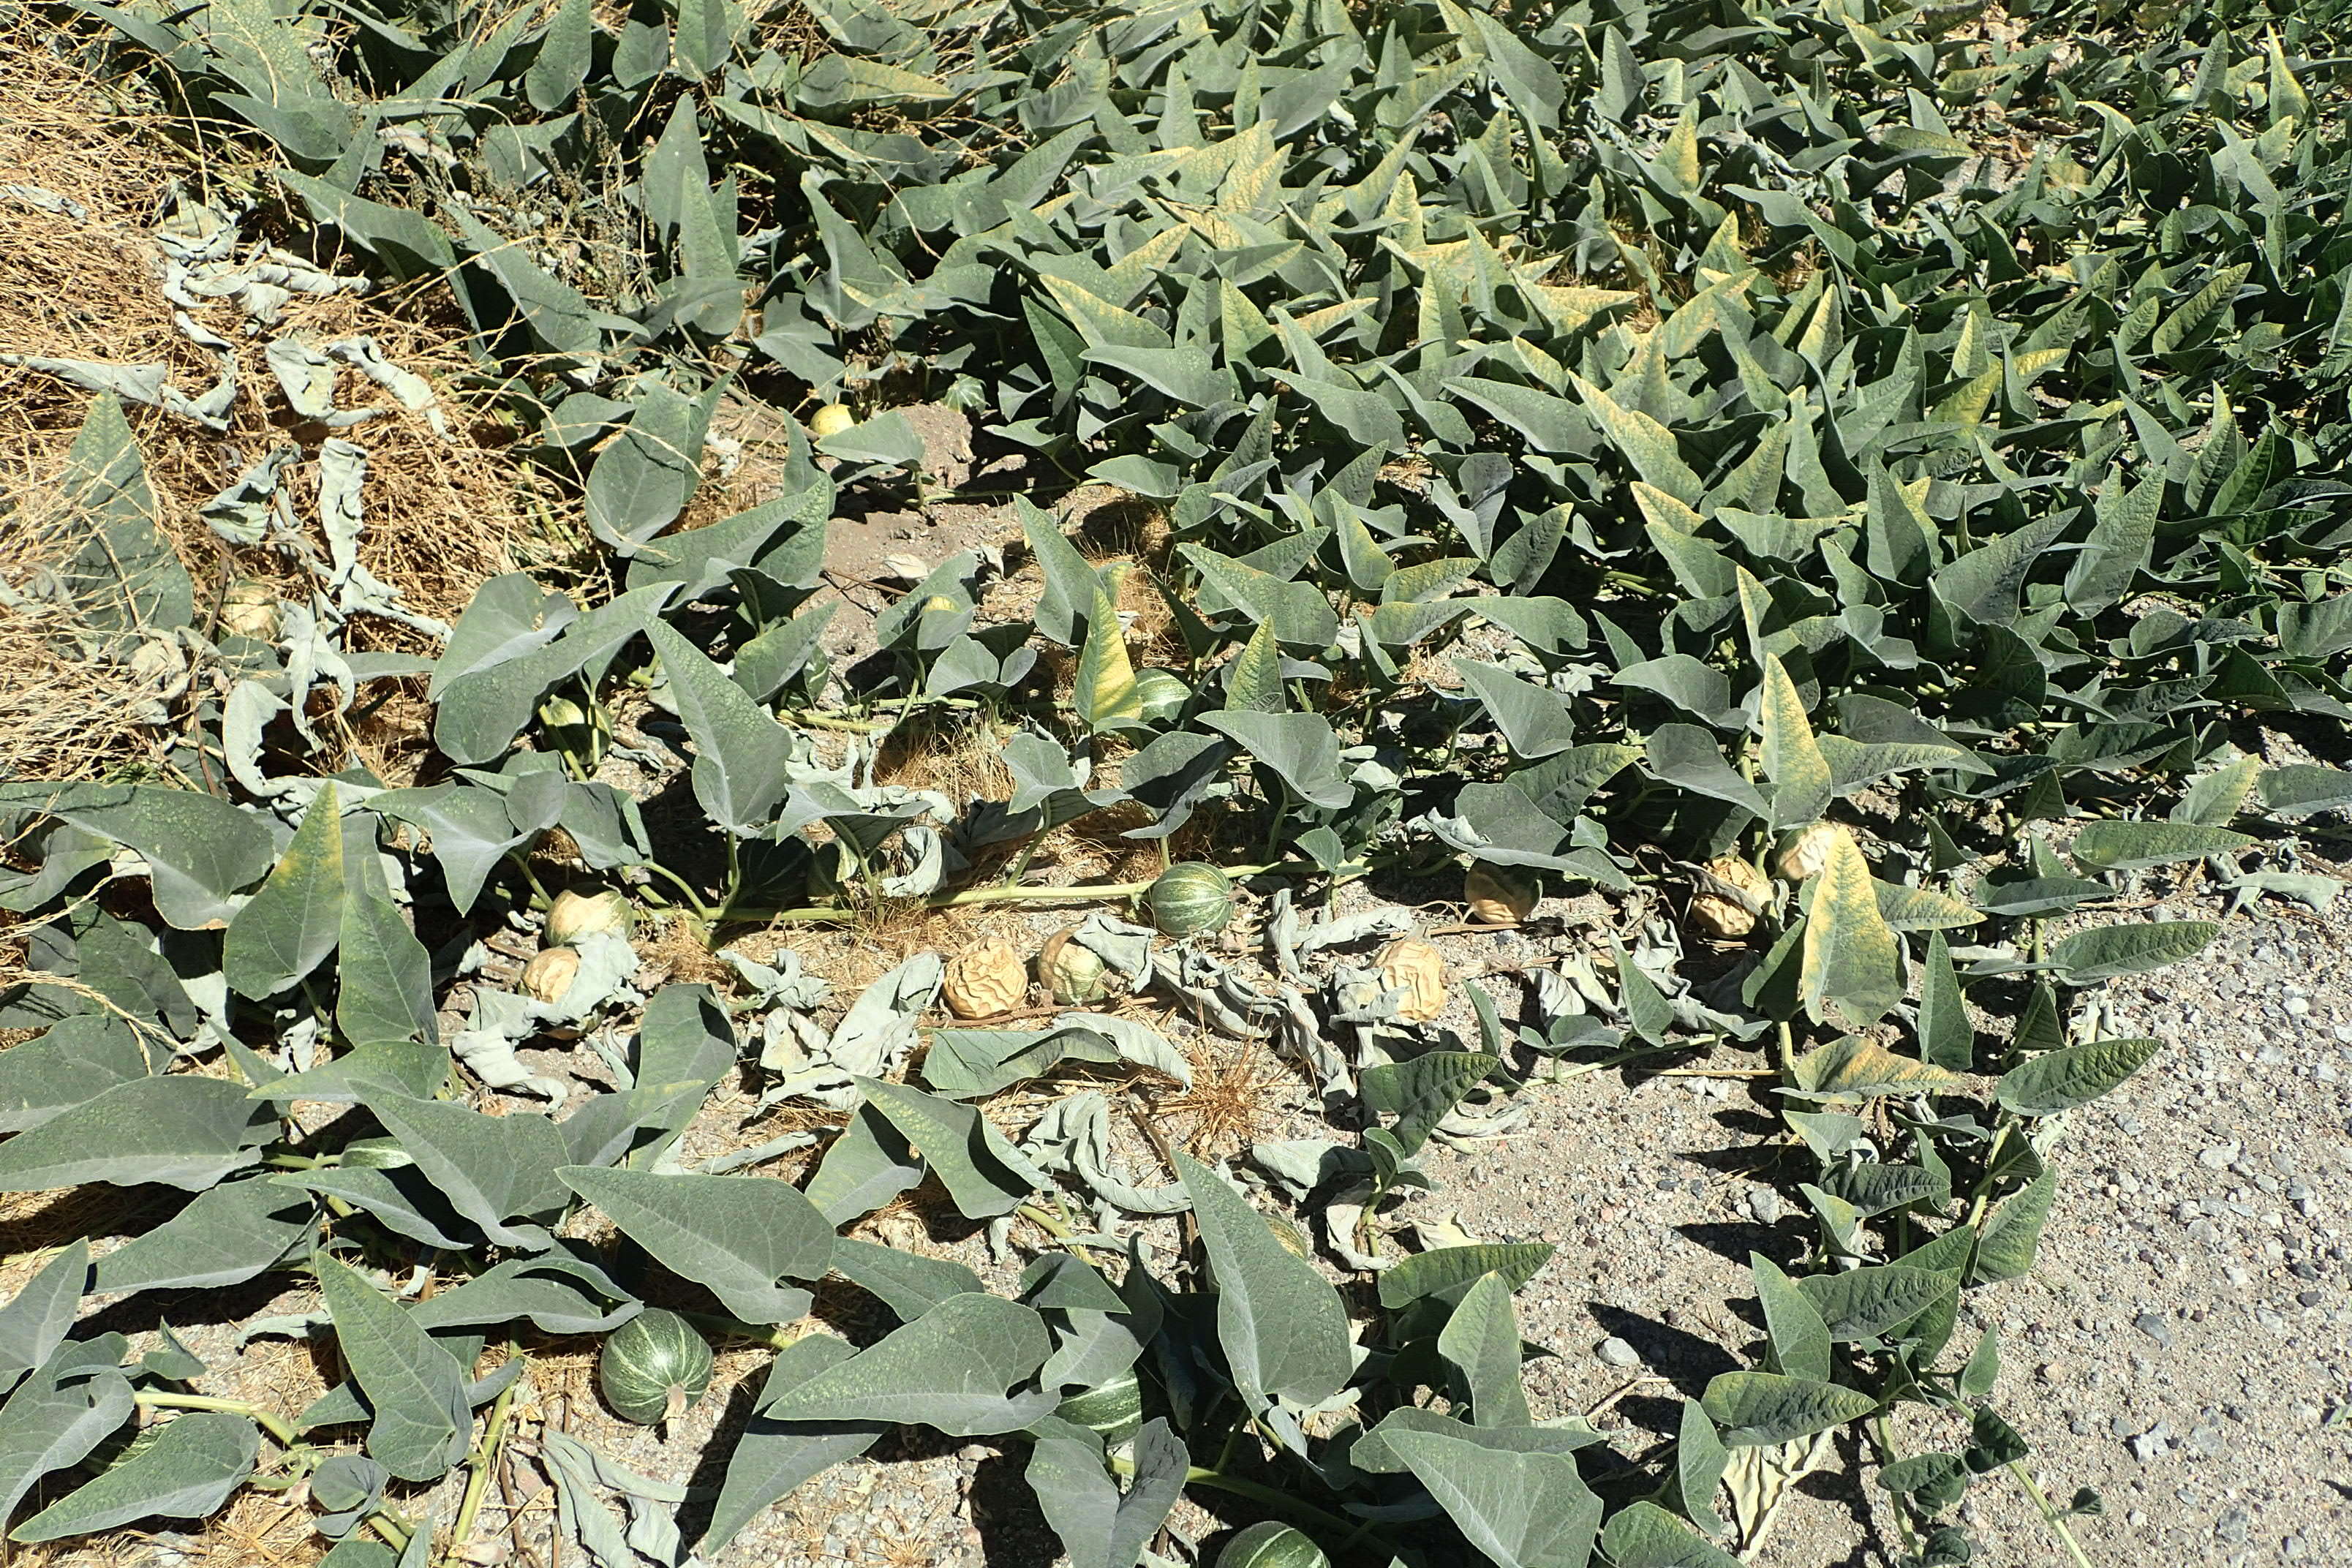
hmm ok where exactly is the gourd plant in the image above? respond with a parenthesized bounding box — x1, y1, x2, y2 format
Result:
(5, 0, 2352, 1561)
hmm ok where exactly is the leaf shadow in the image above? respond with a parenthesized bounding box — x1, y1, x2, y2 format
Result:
(1676, 1220, 1804, 1274)
(1585, 1302, 1739, 1398)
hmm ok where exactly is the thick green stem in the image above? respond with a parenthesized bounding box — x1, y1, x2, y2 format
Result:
(135, 1392, 298, 1447)
(720, 833, 745, 924)
(445, 1358, 524, 1568)
(676, 1310, 802, 1350)
(2007, 1458, 2096, 1568)
(1964, 1122, 2017, 1231)
(503, 852, 552, 911)
(636, 859, 716, 920)
(1262, 784, 1290, 863)
(1105, 1454, 1359, 1547)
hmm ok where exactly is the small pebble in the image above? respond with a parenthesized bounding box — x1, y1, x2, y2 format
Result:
(1596, 1336, 1640, 1368)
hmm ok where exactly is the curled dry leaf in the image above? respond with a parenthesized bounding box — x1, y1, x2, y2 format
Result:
(943, 938, 1027, 1018)
(1773, 823, 1842, 882)
(1375, 939, 1449, 1023)
(1690, 857, 1771, 941)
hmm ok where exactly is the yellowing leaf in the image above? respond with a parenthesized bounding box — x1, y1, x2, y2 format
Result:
(1039, 276, 1168, 353)
(1757, 655, 1833, 829)
(1528, 284, 1636, 339)
(1104, 223, 1190, 301)
(1631, 482, 1706, 537)
(1075, 580, 1142, 732)
(1659, 110, 1701, 194)
(1292, 298, 1380, 339)
(1800, 829, 1903, 1030)
(1569, 373, 1703, 503)
(1931, 363, 2001, 426)
(1217, 122, 1283, 214)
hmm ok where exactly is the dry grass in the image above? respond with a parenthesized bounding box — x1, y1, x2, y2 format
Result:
(1152, 1034, 1292, 1160)
(0, 20, 567, 783)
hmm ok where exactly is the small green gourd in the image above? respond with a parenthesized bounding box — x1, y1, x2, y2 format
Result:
(599, 1308, 712, 1425)
(1145, 862, 1235, 938)
(1217, 1521, 1330, 1568)
(1052, 1370, 1144, 1444)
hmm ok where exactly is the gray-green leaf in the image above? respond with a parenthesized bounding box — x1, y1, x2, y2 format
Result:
(1700, 1371, 1875, 1446)
(92, 1179, 312, 1295)
(556, 1166, 834, 1324)
(0, 1076, 271, 1193)
(757, 1294, 1056, 1434)
(317, 1256, 471, 1483)
(647, 620, 794, 834)
(1995, 1038, 2164, 1115)
(224, 784, 346, 1000)
(1385, 1426, 1602, 1568)
(12, 1409, 255, 1542)
(1175, 1151, 1352, 1411)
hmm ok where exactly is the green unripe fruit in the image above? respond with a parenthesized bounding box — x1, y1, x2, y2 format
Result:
(1217, 1521, 1330, 1568)
(599, 1308, 712, 1425)
(1052, 1371, 1143, 1444)
(1145, 862, 1235, 938)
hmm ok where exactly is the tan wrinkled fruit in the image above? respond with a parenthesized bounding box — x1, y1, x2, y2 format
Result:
(943, 939, 1026, 1018)
(1376, 939, 1449, 1023)
(1689, 856, 1771, 941)
(1463, 864, 1538, 924)
(546, 889, 633, 947)
(1038, 928, 1109, 1006)
(219, 582, 279, 641)
(1773, 822, 1842, 882)
(521, 946, 581, 1003)
(809, 403, 856, 439)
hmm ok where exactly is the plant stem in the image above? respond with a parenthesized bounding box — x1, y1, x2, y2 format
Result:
(1549, 1036, 1720, 1081)
(2007, 1458, 2096, 1568)
(636, 859, 715, 919)
(715, 863, 1280, 925)
(783, 710, 896, 733)
(1105, 1454, 1359, 1546)
(366, 1512, 413, 1552)
(676, 1310, 802, 1350)
(504, 852, 552, 911)
(720, 833, 745, 923)
(1868, 1415, 1922, 1561)
(445, 1357, 524, 1568)
(135, 1392, 297, 1446)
